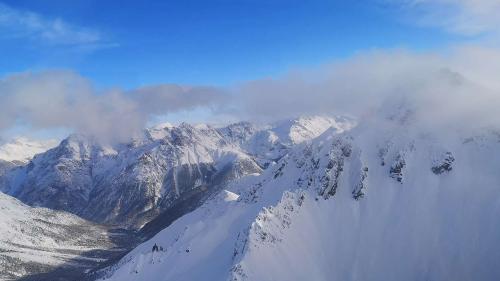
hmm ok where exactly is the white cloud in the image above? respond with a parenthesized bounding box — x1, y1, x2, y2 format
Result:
(3, 47, 500, 143)
(394, 0, 500, 35)
(0, 2, 103, 45)
(0, 71, 226, 143)
(228, 47, 500, 135)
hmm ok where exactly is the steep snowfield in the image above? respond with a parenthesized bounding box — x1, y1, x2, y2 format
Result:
(0, 192, 116, 281)
(0, 137, 58, 164)
(100, 113, 500, 281)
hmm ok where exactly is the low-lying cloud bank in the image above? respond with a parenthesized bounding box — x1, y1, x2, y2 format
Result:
(0, 71, 225, 143)
(1, 46, 500, 143)
(233, 46, 500, 134)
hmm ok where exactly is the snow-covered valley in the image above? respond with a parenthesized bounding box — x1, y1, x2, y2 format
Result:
(0, 191, 136, 281)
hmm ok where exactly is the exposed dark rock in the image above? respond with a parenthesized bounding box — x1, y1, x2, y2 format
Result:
(353, 166, 368, 200)
(390, 154, 405, 183)
(432, 152, 455, 174)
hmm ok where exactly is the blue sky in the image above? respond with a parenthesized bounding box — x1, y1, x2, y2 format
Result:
(0, 0, 464, 88)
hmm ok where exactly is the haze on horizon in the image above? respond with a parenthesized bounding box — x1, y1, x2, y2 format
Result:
(1, 0, 500, 143)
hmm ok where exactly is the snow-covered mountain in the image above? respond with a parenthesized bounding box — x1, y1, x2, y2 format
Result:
(0, 116, 349, 229)
(0, 137, 58, 164)
(0, 191, 130, 281)
(1, 126, 257, 229)
(219, 116, 353, 167)
(0, 137, 58, 191)
(98, 112, 500, 281)
(0, 116, 351, 280)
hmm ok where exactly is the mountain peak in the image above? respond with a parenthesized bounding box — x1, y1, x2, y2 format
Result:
(0, 137, 58, 163)
(272, 115, 356, 144)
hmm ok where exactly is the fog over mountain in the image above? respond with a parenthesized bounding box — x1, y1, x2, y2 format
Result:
(2, 47, 500, 145)
(1, 0, 500, 281)
(100, 105, 500, 281)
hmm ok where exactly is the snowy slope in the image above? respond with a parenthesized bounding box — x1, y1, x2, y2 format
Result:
(0, 126, 260, 228)
(0, 137, 58, 164)
(0, 116, 355, 279)
(270, 115, 353, 144)
(0, 191, 119, 281)
(218, 115, 354, 167)
(100, 112, 500, 281)
(0, 117, 343, 229)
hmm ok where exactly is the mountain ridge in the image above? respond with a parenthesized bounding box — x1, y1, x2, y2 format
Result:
(99, 112, 500, 281)
(0, 116, 351, 229)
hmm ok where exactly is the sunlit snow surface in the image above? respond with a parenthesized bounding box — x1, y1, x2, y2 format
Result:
(0, 137, 57, 163)
(101, 113, 500, 281)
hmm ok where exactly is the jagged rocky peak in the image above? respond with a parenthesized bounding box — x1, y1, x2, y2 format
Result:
(271, 115, 355, 144)
(49, 134, 93, 159)
(0, 116, 353, 231)
(216, 115, 356, 169)
(36, 133, 117, 165)
(0, 122, 244, 228)
(219, 115, 354, 147)
(217, 121, 258, 145)
(145, 122, 223, 149)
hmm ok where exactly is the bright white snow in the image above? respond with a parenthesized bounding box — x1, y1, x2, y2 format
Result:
(0, 137, 58, 163)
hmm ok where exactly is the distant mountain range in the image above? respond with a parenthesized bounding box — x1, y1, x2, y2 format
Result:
(0, 138, 58, 164)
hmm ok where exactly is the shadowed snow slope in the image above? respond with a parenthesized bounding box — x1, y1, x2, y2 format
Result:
(100, 112, 500, 281)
